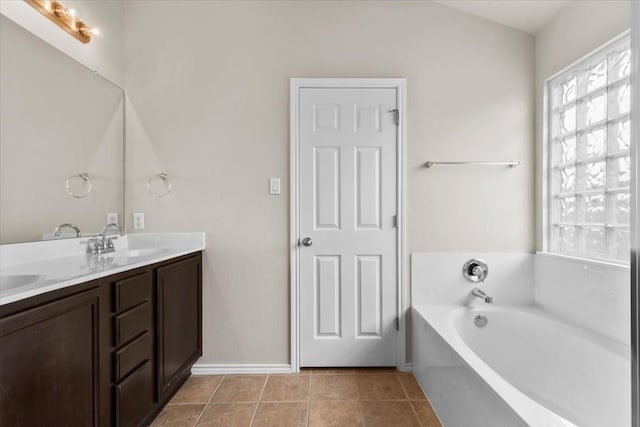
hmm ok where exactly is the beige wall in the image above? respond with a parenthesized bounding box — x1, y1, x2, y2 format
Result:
(124, 1, 534, 365)
(534, 1, 631, 250)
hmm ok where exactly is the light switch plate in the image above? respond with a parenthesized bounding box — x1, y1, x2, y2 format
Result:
(106, 212, 119, 225)
(133, 212, 145, 230)
(269, 177, 281, 195)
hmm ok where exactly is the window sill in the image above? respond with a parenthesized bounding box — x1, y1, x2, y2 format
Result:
(536, 251, 631, 270)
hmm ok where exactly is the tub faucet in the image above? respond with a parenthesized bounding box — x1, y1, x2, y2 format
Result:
(472, 288, 493, 303)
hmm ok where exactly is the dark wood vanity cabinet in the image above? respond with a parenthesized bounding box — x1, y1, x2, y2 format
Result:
(0, 283, 110, 427)
(156, 255, 203, 402)
(0, 252, 203, 427)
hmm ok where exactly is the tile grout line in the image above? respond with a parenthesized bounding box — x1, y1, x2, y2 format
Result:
(249, 374, 269, 426)
(356, 374, 366, 426)
(306, 372, 312, 427)
(397, 372, 411, 401)
(191, 374, 226, 427)
(357, 394, 366, 426)
(194, 401, 271, 404)
(408, 400, 424, 427)
(398, 373, 424, 427)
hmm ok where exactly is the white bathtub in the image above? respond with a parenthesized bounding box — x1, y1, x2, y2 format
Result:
(412, 305, 630, 427)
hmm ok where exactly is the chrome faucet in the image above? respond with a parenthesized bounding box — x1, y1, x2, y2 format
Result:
(87, 223, 123, 255)
(472, 288, 493, 303)
(53, 223, 81, 238)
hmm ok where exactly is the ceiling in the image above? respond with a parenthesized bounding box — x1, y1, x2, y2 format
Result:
(432, 0, 573, 34)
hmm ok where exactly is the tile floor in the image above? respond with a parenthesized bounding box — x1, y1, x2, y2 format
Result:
(150, 368, 441, 427)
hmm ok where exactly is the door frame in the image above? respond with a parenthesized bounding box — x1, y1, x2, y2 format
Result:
(630, 3, 639, 424)
(289, 78, 408, 371)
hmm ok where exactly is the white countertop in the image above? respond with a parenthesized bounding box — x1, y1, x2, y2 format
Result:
(0, 233, 205, 306)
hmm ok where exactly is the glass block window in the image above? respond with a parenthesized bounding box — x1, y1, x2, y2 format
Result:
(548, 35, 631, 262)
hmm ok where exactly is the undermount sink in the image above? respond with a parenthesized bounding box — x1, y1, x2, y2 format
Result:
(0, 274, 46, 292)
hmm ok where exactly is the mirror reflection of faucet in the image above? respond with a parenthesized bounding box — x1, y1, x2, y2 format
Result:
(53, 223, 81, 238)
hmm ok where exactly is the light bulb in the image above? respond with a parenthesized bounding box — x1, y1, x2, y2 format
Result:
(69, 8, 76, 17)
(91, 28, 100, 36)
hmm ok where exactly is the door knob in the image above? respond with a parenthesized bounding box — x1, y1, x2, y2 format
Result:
(301, 237, 312, 247)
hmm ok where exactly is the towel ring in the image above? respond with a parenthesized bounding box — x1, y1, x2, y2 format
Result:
(65, 173, 92, 198)
(147, 173, 172, 198)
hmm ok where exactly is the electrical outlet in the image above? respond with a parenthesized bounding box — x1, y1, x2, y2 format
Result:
(133, 212, 145, 230)
(106, 212, 119, 225)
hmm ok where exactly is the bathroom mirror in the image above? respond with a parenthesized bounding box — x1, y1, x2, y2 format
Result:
(0, 15, 124, 244)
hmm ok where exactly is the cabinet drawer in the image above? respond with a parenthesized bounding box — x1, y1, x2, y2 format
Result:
(113, 272, 151, 313)
(113, 302, 151, 347)
(113, 331, 151, 383)
(114, 360, 153, 427)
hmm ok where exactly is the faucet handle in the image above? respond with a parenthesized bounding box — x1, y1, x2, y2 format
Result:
(105, 236, 118, 249)
(463, 259, 489, 283)
(86, 238, 101, 254)
(472, 265, 485, 277)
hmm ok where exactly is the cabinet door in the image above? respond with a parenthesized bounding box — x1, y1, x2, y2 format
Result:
(156, 255, 202, 399)
(0, 287, 109, 427)
(113, 360, 154, 427)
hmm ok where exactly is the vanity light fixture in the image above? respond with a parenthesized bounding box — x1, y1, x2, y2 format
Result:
(24, 0, 99, 44)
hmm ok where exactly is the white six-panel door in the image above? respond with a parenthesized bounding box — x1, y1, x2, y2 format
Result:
(299, 88, 398, 366)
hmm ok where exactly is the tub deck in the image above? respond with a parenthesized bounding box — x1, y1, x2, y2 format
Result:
(412, 305, 630, 427)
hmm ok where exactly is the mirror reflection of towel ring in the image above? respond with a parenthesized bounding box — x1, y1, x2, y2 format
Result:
(147, 173, 172, 198)
(65, 173, 93, 198)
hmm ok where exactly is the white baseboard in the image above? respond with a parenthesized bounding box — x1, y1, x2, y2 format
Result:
(399, 362, 413, 372)
(191, 364, 294, 375)
(192, 363, 411, 375)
